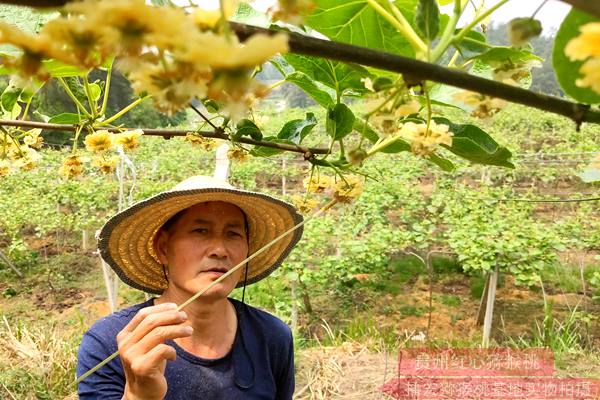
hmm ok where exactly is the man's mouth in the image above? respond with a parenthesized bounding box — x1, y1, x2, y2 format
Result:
(203, 266, 228, 274)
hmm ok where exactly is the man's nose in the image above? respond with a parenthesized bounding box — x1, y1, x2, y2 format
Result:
(207, 235, 228, 258)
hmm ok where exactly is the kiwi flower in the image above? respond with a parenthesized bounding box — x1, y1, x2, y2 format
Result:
(92, 156, 119, 174)
(85, 130, 114, 153)
(115, 129, 143, 152)
(186, 133, 218, 151)
(398, 120, 453, 157)
(59, 155, 84, 178)
(565, 22, 600, 94)
(333, 175, 364, 203)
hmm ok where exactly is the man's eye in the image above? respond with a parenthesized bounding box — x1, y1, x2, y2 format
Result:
(194, 228, 208, 234)
(228, 231, 242, 237)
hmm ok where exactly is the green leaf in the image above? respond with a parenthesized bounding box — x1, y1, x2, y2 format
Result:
(1, 84, 21, 113)
(306, 0, 417, 58)
(326, 103, 355, 140)
(42, 59, 86, 78)
(277, 113, 317, 144)
(437, 0, 452, 4)
(88, 83, 101, 102)
(379, 138, 411, 153)
(284, 54, 371, 96)
(353, 118, 379, 143)
(427, 153, 455, 171)
(553, 9, 600, 104)
(470, 46, 543, 65)
(434, 117, 514, 168)
(578, 168, 600, 183)
(415, 0, 440, 41)
(236, 119, 263, 141)
(230, 2, 271, 27)
(250, 136, 295, 157)
(48, 113, 82, 124)
(284, 71, 335, 108)
(453, 29, 488, 60)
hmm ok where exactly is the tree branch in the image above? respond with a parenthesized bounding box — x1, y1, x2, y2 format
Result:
(0, 119, 329, 155)
(557, 0, 600, 19)
(231, 23, 600, 127)
(1, 1, 599, 127)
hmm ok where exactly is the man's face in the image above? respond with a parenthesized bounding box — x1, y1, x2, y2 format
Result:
(155, 201, 249, 300)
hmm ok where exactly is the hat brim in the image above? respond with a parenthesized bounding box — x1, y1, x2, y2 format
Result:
(98, 188, 303, 294)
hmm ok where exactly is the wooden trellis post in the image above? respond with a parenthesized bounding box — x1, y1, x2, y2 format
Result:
(482, 263, 500, 348)
(214, 143, 230, 180)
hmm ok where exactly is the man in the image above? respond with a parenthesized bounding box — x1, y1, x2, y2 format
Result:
(77, 176, 304, 399)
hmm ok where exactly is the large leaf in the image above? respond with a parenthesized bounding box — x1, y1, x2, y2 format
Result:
(235, 119, 263, 141)
(305, 0, 417, 58)
(326, 103, 355, 140)
(48, 113, 82, 124)
(453, 29, 488, 60)
(284, 53, 371, 96)
(470, 46, 543, 65)
(43, 60, 86, 78)
(427, 153, 455, 171)
(284, 71, 335, 108)
(434, 117, 514, 168)
(1, 84, 21, 113)
(353, 118, 379, 143)
(277, 113, 318, 144)
(415, 0, 440, 41)
(553, 9, 600, 104)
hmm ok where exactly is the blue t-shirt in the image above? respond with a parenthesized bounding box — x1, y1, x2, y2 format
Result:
(77, 298, 294, 399)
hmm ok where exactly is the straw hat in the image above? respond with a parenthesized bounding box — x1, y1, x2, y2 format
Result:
(98, 176, 304, 294)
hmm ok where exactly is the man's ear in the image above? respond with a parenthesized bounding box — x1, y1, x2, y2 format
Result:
(154, 230, 169, 264)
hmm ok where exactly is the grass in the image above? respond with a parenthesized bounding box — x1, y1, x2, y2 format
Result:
(0, 316, 83, 400)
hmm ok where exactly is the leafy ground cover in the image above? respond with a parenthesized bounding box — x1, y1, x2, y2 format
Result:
(1, 105, 599, 399)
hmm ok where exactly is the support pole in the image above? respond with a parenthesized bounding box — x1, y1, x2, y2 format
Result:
(482, 263, 499, 348)
(0, 249, 23, 278)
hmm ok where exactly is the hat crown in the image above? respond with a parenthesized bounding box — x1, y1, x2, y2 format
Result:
(170, 175, 234, 192)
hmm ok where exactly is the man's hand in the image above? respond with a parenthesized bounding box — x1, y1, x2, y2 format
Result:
(117, 303, 192, 400)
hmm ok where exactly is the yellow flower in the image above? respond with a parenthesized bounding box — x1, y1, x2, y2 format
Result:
(192, 1, 238, 31)
(22, 129, 43, 149)
(575, 57, 600, 94)
(68, 0, 193, 55)
(85, 130, 114, 153)
(398, 120, 453, 157)
(0, 21, 74, 79)
(13, 146, 41, 171)
(124, 59, 211, 114)
(333, 175, 364, 203)
(115, 129, 143, 152)
(453, 91, 506, 118)
(177, 32, 288, 70)
(41, 17, 113, 68)
(290, 194, 319, 214)
(303, 174, 332, 193)
(186, 133, 218, 151)
(565, 22, 600, 61)
(395, 99, 421, 117)
(271, 0, 316, 25)
(92, 156, 118, 174)
(0, 159, 12, 176)
(59, 155, 84, 178)
(227, 147, 249, 162)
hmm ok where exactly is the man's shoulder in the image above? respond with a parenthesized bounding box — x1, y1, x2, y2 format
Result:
(232, 299, 292, 340)
(86, 298, 154, 341)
